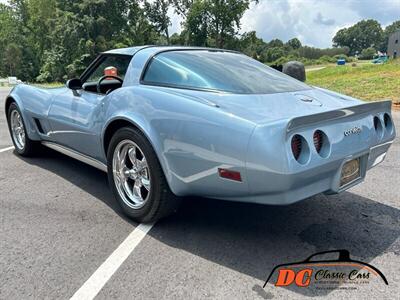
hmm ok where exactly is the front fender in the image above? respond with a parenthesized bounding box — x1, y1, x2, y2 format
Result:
(6, 84, 65, 141)
(7, 85, 40, 141)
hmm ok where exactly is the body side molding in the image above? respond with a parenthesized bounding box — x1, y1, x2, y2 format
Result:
(41, 141, 108, 172)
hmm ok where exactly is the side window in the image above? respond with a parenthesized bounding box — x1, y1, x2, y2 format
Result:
(85, 55, 132, 84)
(143, 54, 208, 88)
(141, 51, 310, 94)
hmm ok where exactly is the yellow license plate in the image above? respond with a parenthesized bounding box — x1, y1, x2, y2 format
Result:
(340, 158, 360, 187)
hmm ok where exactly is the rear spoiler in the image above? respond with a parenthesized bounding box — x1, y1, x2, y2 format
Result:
(286, 100, 392, 133)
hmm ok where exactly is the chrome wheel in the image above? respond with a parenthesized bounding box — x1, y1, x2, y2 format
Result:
(10, 110, 25, 150)
(112, 140, 151, 209)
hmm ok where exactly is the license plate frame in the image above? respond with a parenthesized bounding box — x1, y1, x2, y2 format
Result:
(340, 158, 361, 188)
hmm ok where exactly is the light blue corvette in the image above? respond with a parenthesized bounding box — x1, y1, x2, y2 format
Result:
(5, 46, 396, 222)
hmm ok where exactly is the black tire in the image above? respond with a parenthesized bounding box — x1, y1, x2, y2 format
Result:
(107, 127, 180, 223)
(7, 102, 39, 156)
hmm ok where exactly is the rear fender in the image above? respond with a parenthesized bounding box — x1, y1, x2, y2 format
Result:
(246, 119, 291, 194)
(102, 87, 256, 197)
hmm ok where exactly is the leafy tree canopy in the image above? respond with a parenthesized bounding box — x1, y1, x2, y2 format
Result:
(0, 0, 397, 82)
(332, 19, 383, 55)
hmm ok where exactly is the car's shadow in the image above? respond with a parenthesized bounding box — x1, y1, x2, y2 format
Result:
(18, 148, 400, 298)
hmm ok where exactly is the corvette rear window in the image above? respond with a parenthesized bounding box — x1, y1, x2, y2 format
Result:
(142, 50, 310, 94)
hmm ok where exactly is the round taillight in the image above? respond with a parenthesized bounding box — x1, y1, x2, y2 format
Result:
(384, 113, 393, 131)
(373, 116, 380, 131)
(291, 135, 302, 160)
(313, 130, 323, 153)
(373, 116, 384, 138)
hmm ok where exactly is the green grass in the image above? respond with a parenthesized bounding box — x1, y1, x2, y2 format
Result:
(32, 82, 64, 88)
(307, 59, 400, 103)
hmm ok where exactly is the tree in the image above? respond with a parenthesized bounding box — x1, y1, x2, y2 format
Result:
(26, 0, 57, 64)
(171, 0, 194, 18)
(170, 32, 184, 45)
(239, 31, 266, 59)
(5, 0, 392, 83)
(267, 38, 284, 48)
(39, 0, 133, 80)
(176, 0, 258, 48)
(265, 47, 285, 62)
(286, 38, 301, 49)
(0, 4, 16, 77)
(124, 0, 159, 46)
(145, 0, 172, 44)
(332, 19, 383, 55)
(298, 45, 349, 59)
(360, 47, 376, 60)
(0, 0, 260, 81)
(185, 0, 210, 46)
(0, 0, 165, 81)
(3, 43, 23, 76)
(209, 0, 258, 48)
(0, 3, 38, 80)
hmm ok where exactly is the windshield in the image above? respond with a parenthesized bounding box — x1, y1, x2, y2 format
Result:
(142, 50, 311, 94)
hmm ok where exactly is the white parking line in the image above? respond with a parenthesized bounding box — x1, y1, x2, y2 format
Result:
(70, 223, 154, 300)
(0, 146, 14, 153)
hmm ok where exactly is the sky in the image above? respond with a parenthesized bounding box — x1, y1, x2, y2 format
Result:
(169, 0, 400, 48)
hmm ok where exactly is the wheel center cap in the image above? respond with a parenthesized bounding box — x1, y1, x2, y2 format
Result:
(122, 168, 138, 179)
(128, 169, 138, 179)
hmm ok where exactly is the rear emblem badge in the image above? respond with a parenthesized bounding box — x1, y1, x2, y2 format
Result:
(300, 96, 313, 102)
(344, 126, 362, 136)
(295, 94, 322, 106)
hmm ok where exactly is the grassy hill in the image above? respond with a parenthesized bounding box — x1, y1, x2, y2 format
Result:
(307, 59, 400, 103)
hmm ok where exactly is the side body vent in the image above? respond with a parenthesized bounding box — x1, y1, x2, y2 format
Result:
(33, 118, 45, 134)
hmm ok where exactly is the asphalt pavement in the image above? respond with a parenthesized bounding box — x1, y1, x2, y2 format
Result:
(0, 87, 399, 299)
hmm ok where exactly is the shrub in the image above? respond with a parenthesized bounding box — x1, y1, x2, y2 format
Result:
(360, 47, 376, 60)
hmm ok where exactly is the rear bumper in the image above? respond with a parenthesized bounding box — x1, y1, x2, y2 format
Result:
(218, 140, 393, 205)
